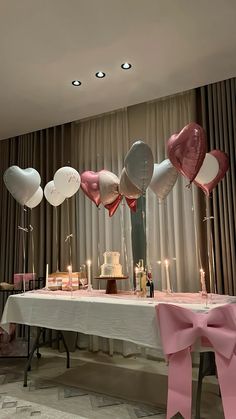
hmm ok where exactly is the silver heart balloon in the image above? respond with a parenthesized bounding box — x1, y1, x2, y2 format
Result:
(149, 159, 178, 201)
(99, 170, 120, 205)
(119, 168, 142, 199)
(124, 140, 154, 192)
(4, 166, 41, 205)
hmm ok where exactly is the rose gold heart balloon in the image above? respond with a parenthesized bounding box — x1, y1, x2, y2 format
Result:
(194, 150, 229, 195)
(80, 171, 101, 206)
(167, 123, 207, 182)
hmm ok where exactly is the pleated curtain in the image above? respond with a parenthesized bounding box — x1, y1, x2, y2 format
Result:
(0, 124, 77, 282)
(71, 110, 133, 290)
(199, 78, 236, 295)
(145, 90, 202, 292)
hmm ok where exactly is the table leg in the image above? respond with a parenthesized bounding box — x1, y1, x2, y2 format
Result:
(195, 352, 216, 419)
(24, 327, 43, 387)
(106, 279, 117, 294)
(58, 331, 70, 368)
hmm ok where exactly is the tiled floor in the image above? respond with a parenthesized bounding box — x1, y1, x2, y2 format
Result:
(0, 349, 224, 418)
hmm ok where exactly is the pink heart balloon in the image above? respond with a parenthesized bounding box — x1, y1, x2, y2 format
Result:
(167, 123, 207, 182)
(80, 171, 101, 206)
(194, 150, 229, 195)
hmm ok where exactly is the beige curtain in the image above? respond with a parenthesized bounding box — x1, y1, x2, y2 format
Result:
(0, 124, 77, 282)
(145, 90, 202, 292)
(72, 110, 140, 356)
(71, 109, 133, 289)
(199, 78, 236, 295)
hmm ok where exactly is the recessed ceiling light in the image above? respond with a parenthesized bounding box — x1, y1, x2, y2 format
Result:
(72, 80, 81, 86)
(95, 71, 106, 78)
(121, 62, 132, 70)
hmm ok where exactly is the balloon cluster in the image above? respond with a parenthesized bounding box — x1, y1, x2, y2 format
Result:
(149, 122, 229, 201)
(80, 141, 154, 216)
(166, 122, 229, 196)
(3, 141, 155, 216)
(3, 128, 229, 212)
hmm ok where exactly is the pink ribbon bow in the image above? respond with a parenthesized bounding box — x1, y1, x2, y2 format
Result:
(156, 303, 236, 419)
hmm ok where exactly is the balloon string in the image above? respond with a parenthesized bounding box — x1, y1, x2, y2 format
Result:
(205, 196, 216, 294)
(20, 206, 26, 293)
(119, 205, 129, 287)
(191, 190, 203, 277)
(29, 210, 35, 289)
(66, 198, 72, 267)
(55, 207, 59, 272)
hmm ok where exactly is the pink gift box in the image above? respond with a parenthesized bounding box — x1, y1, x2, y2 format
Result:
(14, 273, 36, 290)
(62, 276, 79, 291)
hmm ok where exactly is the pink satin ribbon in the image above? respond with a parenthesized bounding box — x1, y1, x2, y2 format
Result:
(156, 303, 236, 419)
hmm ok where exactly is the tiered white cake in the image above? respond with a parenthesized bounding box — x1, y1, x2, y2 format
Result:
(101, 251, 123, 277)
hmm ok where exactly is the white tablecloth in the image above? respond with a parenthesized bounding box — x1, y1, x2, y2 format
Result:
(1, 291, 234, 352)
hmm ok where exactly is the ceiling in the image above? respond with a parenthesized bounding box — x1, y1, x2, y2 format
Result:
(1, 0, 236, 140)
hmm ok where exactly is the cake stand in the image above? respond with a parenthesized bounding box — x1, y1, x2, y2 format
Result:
(95, 276, 129, 294)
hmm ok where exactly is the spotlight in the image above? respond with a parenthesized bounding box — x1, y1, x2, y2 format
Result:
(95, 71, 106, 78)
(121, 62, 132, 70)
(72, 80, 81, 86)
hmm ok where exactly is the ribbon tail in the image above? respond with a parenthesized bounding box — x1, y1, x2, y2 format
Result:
(215, 353, 236, 419)
(167, 349, 192, 419)
(125, 197, 137, 212)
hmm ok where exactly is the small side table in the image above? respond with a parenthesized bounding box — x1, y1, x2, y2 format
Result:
(95, 276, 129, 294)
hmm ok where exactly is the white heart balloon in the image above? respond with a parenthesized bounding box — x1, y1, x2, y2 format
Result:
(25, 186, 43, 209)
(119, 168, 142, 199)
(99, 170, 120, 205)
(3, 166, 41, 205)
(124, 141, 154, 192)
(195, 153, 219, 184)
(44, 181, 65, 207)
(54, 166, 81, 198)
(149, 160, 178, 201)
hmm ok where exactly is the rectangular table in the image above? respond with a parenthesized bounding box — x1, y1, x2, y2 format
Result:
(1, 289, 236, 416)
(2, 289, 235, 353)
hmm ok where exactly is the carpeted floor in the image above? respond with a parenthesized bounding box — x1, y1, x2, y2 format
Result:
(0, 349, 224, 418)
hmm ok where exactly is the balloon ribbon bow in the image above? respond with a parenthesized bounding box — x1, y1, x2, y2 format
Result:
(65, 233, 73, 242)
(18, 225, 29, 233)
(105, 195, 137, 217)
(156, 303, 236, 419)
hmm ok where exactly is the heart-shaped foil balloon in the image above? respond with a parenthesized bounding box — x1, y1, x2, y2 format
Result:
(3, 166, 41, 205)
(194, 150, 229, 195)
(119, 168, 142, 199)
(80, 171, 101, 206)
(149, 159, 178, 201)
(167, 123, 207, 182)
(99, 170, 120, 205)
(124, 140, 154, 192)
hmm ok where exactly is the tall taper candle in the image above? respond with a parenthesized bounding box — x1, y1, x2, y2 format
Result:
(87, 260, 92, 291)
(45, 264, 48, 288)
(164, 259, 171, 293)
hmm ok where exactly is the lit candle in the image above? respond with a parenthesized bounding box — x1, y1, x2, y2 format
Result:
(87, 260, 92, 291)
(164, 259, 171, 293)
(45, 264, 48, 288)
(200, 268, 207, 294)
